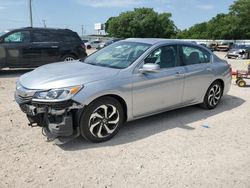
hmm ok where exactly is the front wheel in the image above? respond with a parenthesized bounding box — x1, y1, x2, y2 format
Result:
(79, 97, 124, 142)
(201, 81, 223, 109)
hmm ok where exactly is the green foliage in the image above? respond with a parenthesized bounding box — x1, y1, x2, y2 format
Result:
(105, 8, 177, 38)
(177, 0, 250, 39)
(105, 0, 250, 39)
(229, 0, 250, 38)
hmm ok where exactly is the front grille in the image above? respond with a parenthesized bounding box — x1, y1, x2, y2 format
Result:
(32, 100, 73, 110)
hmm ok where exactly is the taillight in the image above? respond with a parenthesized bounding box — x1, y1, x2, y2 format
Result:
(81, 43, 86, 50)
(229, 64, 232, 76)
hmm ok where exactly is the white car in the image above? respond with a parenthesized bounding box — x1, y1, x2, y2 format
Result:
(85, 40, 102, 49)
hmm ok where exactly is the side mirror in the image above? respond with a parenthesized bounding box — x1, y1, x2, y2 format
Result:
(139, 63, 160, 73)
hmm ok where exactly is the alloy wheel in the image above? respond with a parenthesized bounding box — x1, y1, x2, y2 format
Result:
(208, 84, 221, 107)
(64, 57, 75, 61)
(88, 104, 120, 138)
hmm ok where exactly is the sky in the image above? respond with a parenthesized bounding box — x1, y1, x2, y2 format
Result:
(0, 0, 235, 35)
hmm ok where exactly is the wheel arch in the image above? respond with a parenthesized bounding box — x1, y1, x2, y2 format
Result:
(212, 79, 225, 95)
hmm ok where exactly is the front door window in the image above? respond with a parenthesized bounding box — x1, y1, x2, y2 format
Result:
(144, 45, 178, 69)
(4, 31, 30, 43)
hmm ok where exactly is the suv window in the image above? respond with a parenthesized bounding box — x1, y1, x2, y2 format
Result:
(181, 45, 210, 65)
(145, 45, 177, 68)
(32, 30, 57, 42)
(58, 31, 80, 42)
(4, 31, 30, 43)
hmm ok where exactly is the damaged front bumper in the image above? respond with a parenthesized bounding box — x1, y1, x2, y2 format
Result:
(15, 92, 84, 143)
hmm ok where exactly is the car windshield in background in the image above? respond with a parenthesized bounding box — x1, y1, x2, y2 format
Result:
(233, 45, 250, 49)
(83, 41, 151, 69)
(0, 31, 7, 37)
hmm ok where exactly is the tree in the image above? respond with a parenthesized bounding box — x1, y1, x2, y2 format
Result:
(105, 8, 177, 38)
(105, 17, 115, 34)
(177, 0, 250, 39)
(229, 0, 250, 38)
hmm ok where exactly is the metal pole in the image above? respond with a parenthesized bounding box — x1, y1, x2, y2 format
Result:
(29, 0, 33, 27)
(42, 20, 46, 28)
(81, 25, 84, 37)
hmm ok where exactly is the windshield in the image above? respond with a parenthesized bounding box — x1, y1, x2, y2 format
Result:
(233, 45, 250, 49)
(83, 41, 151, 69)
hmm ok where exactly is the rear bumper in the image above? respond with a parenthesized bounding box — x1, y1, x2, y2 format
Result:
(223, 74, 232, 95)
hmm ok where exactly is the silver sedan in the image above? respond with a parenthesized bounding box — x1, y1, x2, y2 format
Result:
(15, 38, 232, 143)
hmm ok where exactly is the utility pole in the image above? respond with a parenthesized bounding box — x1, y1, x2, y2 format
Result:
(81, 25, 84, 37)
(42, 19, 46, 28)
(29, 0, 33, 27)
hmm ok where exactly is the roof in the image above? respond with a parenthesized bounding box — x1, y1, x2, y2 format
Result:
(124, 38, 183, 45)
(124, 38, 211, 50)
(10, 27, 73, 32)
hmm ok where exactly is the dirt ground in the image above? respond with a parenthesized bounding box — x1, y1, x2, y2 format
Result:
(0, 51, 250, 188)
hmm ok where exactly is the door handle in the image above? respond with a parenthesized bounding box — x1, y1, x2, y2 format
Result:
(175, 71, 182, 77)
(50, 46, 58, 48)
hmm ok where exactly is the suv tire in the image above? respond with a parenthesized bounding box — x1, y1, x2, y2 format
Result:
(62, 54, 76, 61)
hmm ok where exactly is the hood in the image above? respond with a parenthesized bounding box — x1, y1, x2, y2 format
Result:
(19, 60, 120, 90)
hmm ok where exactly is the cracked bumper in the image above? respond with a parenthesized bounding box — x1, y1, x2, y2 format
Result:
(15, 92, 83, 138)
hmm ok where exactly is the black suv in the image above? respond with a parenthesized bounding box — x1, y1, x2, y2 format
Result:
(0, 27, 87, 69)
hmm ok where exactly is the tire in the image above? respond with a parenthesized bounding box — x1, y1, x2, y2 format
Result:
(79, 97, 124, 143)
(237, 80, 246, 87)
(201, 81, 223, 109)
(87, 45, 91, 49)
(236, 78, 241, 84)
(62, 54, 76, 61)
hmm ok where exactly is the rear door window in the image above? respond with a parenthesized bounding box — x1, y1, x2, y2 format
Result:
(32, 30, 58, 42)
(181, 45, 210, 65)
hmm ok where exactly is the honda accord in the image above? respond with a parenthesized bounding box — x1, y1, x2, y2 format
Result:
(15, 39, 232, 143)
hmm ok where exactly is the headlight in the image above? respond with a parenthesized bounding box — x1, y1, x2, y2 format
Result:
(33, 85, 82, 101)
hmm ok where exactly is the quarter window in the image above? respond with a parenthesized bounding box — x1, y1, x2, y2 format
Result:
(144, 45, 177, 68)
(4, 31, 30, 43)
(181, 46, 210, 65)
(58, 32, 80, 42)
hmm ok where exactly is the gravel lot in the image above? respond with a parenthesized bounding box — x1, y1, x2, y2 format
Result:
(0, 51, 250, 188)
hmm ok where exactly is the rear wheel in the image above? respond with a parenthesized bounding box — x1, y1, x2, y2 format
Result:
(201, 81, 222, 109)
(62, 54, 76, 61)
(79, 97, 124, 142)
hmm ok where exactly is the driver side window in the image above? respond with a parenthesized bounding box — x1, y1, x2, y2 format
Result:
(144, 45, 177, 69)
(4, 31, 30, 43)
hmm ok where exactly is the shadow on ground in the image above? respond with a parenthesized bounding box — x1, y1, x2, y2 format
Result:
(0, 69, 33, 78)
(60, 94, 245, 151)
